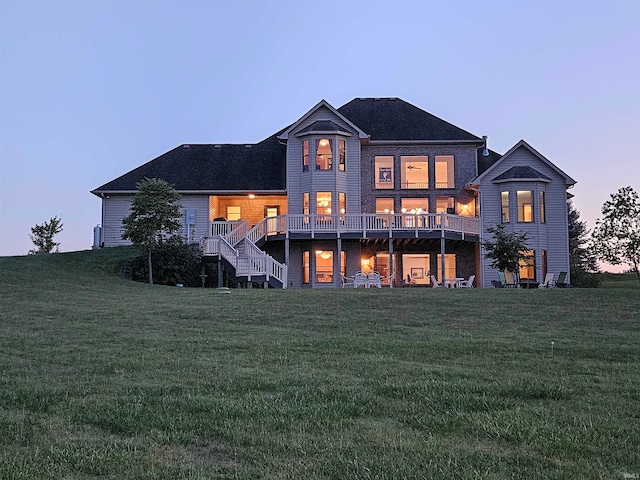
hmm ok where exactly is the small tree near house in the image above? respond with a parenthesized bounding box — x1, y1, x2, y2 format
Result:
(482, 223, 532, 282)
(29, 216, 63, 254)
(121, 178, 182, 285)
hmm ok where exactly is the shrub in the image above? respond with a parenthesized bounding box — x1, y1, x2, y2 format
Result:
(131, 238, 203, 287)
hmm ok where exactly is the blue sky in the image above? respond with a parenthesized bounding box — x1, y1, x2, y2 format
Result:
(1, 0, 638, 270)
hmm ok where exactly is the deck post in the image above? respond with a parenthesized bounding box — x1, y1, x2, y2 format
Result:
(389, 239, 394, 288)
(441, 214, 446, 282)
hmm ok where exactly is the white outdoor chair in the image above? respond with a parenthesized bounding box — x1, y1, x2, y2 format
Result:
(341, 274, 355, 288)
(430, 275, 443, 288)
(368, 271, 382, 288)
(539, 273, 555, 288)
(459, 275, 475, 288)
(353, 272, 368, 288)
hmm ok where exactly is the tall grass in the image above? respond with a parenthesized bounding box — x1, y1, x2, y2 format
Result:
(0, 249, 638, 479)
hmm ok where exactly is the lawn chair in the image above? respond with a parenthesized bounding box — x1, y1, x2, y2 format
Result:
(556, 271, 568, 288)
(539, 273, 555, 288)
(341, 274, 354, 288)
(368, 271, 382, 288)
(459, 275, 475, 288)
(503, 271, 518, 288)
(430, 275, 443, 288)
(353, 272, 368, 288)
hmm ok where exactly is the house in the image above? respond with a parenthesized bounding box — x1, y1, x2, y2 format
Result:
(91, 98, 576, 288)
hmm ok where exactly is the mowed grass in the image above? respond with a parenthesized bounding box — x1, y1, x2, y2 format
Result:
(0, 248, 639, 479)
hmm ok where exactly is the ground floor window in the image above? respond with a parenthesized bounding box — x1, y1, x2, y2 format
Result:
(402, 254, 430, 285)
(315, 250, 333, 283)
(519, 250, 535, 280)
(303, 251, 310, 284)
(436, 196, 455, 214)
(436, 254, 456, 282)
(226, 206, 241, 221)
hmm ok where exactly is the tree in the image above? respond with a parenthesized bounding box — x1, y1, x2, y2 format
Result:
(482, 223, 532, 280)
(568, 201, 600, 287)
(121, 178, 182, 285)
(29, 216, 63, 254)
(592, 186, 640, 284)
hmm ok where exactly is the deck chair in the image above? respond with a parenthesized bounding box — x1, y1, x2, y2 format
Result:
(353, 272, 368, 288)
(459, 275, 475, 288)
(430, 275, 443, 288)
(503, 271, 518, 288)
(368, 271, 382, 288)
(556, 271, 568, 288)
(341, 274, 355, 288)
(539, 273, 555, 288)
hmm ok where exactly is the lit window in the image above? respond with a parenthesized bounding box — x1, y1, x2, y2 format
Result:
(316, 138, 332, 170)
(339, 140, 346, 171)
(339, 192, 346, 214)
(315, 250, 333, 283)
(539, 191, 545, 223)
(375, 156, 394, 189)
(341, 251, 346, 278)
(517, 191, 533, 222)
(501, 191, 510, 223)
(303, 251, 310, 284)
(435, 155, 454, 188)
(302, 140, 309, 171)
(316, 192, 332, 215)
(436, 254, 456, 282)
(401, 155, 428, 189)
(519, 250, 535, 280)
(376, 198, 394, 214)
(226, 206, 241, 221)
(303, 193, 309, 215)
(401, 198, 428, 227)
(436, 197, 455, 214)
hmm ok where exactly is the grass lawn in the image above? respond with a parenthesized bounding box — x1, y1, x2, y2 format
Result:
(1, 248, 639, 479)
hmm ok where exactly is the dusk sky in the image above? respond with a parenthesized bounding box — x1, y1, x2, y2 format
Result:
(1, 0, 638, 271)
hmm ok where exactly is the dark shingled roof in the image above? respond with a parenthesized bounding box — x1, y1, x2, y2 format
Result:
(298, 120, 347, 134)
(477, 148, 502, 175)
(92, 131, 286, 193)
(337, 98, 482, 142)
(492, 166, 552, 182)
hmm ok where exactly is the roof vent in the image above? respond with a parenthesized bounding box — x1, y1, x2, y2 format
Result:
(482, 136, 489, 157)
(182, 144, 190, 149)
(245, 145, 252, 149)
(214, 144, 221, 149)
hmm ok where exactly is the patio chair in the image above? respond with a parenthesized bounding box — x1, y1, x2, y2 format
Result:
(368, 271, 382, 288)
(353, 272, 368, 288)
(430, 275, 443, 288)
(459, 275, 475, 288)
(503, 271, 518, 288)
(341, 274, 355, 288)
(556, 271, 568, 288)
(539, 273, 555, 288)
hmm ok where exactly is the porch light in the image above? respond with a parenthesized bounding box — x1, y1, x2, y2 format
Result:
(248, 194, 255, 199)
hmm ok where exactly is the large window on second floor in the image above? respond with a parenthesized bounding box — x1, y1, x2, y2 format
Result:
(303, 193, 310, 215)
(316, 192, 332, 215)
(375, 156, 394, 189)
(539, 191, 546, 223)
(501, 191, 510, 223)
(316, 138, 332, 170)
(338, 140, 346, 171)
(302, 140, 309, 171)
(436, 196, 455, 214)
(517, 190, 533, 222)
(339, 192, 346, 214)
(435, 155, 454, 188)
(401, 156, 428, 189)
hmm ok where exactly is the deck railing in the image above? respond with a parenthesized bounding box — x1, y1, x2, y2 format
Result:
(244, 213, 479, 241)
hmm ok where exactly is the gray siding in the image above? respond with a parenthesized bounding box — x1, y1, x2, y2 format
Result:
(478, 145, 571, 287)
(286, 105, 362, 215)
(101, 194, 210, 248)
